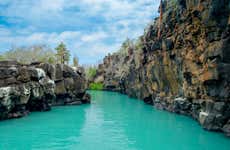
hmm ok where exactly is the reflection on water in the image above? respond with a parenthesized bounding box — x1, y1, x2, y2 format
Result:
(0, 91, 229, 150)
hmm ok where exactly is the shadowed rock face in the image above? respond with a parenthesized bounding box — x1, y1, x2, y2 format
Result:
(93, 0, 230, 136)
(0, 61, 90, 120)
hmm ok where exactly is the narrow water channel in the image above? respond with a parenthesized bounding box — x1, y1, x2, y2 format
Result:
(0, 91, 229, 150)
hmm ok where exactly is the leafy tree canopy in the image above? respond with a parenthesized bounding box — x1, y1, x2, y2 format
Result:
(55, 42, 70, 64)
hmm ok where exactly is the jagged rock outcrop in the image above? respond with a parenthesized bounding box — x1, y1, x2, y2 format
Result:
(93, 0, 230, 136)
(0, 61, 90, 120)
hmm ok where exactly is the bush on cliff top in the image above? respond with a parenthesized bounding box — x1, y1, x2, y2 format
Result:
(85, 66, 97, 80)
(116, 38, 134, 56)
(0, 45, 56, 64)
(89, 83, 104, 90)
(0, 43, 72, 65)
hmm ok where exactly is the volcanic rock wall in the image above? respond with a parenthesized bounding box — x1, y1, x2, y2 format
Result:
(0, 61, 90, 120)
(93, 0, 230, 136)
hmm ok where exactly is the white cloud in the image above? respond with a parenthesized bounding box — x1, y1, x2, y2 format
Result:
(0, 0, 161, 64)
(39, 0, 65, 11)
(81, 32, 107, 42)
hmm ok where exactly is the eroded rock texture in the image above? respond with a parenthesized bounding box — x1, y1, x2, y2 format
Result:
(93, 0, 230, 136)
(0, 61, 90, 120)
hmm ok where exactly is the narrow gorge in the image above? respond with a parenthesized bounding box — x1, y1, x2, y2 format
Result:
(92, 0, 230, 136)
(0, 0, 230, 149)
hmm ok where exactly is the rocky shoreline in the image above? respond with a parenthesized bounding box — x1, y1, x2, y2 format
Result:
(0, 61, 90, 120)
(92, 0, 230, 136)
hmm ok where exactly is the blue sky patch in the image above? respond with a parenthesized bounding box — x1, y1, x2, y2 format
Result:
(0, 0, 160, 64)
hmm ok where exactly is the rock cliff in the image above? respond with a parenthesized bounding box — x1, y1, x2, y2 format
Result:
(0, 61, 90, 120)
(93, 0, 230, 136)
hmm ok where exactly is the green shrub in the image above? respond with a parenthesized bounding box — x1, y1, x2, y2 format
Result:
(89, 83, 104, 90)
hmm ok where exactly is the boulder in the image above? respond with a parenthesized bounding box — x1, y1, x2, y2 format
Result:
(17, 67, 31, 83)
(223, 120, 230, 137)
(173, 97, 191, 115)
(0, 87, 13, 111)
(37, 63, 55, 79)
(81, 93, 91, 104)
(0, 61, 90, 120)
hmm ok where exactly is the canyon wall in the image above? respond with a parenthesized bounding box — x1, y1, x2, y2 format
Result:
(93, 0, 230, 136)
(0, 61, 90, 120)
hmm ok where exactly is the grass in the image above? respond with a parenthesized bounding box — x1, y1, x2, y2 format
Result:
(89, 83, 104, 90)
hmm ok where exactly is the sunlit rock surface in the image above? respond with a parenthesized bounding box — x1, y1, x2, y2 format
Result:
(0, 61, 90, 120)
(93, 0, 230, 136)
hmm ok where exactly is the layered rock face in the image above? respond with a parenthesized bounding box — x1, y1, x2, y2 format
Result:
(93, 0, 230, 136)
(0, 61, 90, 120)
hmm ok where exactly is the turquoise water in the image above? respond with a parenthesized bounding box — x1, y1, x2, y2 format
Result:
(0, 91, 229, 150)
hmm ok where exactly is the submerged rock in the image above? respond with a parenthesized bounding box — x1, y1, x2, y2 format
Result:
(0, 61, 90, 120)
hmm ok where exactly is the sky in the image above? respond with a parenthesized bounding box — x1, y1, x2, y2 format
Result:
(0, 0, 160, 65)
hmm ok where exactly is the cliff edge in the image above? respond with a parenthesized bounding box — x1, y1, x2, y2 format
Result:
(0, 61, 90, 120)
(93, 0, 230, 136)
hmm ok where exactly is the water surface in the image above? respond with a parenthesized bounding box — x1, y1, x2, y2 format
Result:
(0, 91, 229, 150)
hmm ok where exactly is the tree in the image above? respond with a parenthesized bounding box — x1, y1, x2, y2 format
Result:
(0, 45, 56, 64)
(55, 42, 70, 64)
(73, 55, 79, 67)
